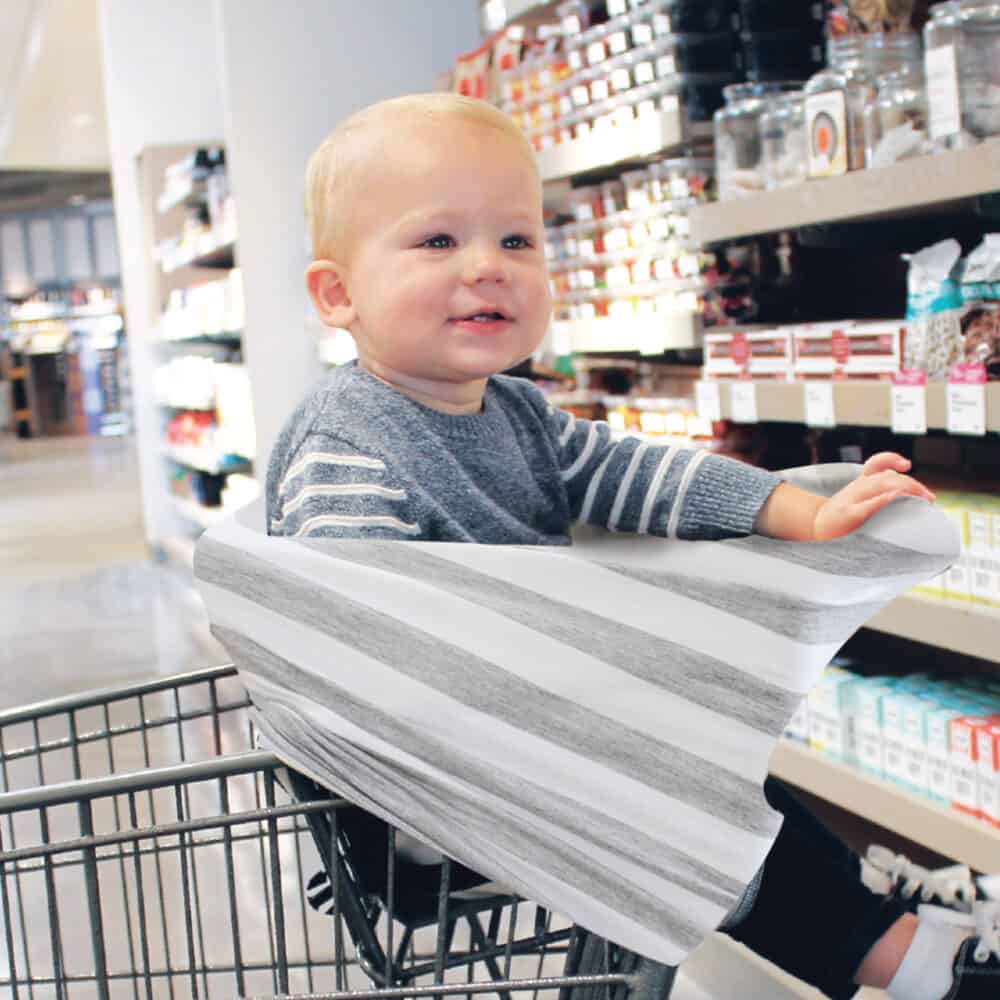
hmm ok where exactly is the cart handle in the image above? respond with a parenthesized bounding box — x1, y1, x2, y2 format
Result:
(0, 748, 280, 813)
(0, 664, 241, 726)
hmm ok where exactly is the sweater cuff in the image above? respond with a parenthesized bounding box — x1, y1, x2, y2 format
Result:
(675, 455, 782, 540)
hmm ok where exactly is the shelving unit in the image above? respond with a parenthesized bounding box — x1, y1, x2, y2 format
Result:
(867, 594, 1000, 664)
(136, 143, 258, 560)
(537, 107, 692, 183)
(770, 741, 1000, 873)
(550, 309, 701, 354)
(690, 142, 1000, 245)
(704, 379, 1000, 432)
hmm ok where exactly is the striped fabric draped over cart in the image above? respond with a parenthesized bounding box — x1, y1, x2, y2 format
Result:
(194, 463, 957, 966)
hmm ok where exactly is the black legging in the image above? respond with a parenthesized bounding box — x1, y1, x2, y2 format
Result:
(721, 776, 909, 999)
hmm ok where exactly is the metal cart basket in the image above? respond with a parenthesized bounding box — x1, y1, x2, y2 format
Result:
(0, 666, 676, 1000)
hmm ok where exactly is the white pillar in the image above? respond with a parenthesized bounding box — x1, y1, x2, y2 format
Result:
(214, 0, 481, 472)
(97, 0, 226, 551)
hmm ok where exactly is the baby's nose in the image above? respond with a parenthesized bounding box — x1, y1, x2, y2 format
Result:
(464, 249, 508, 284)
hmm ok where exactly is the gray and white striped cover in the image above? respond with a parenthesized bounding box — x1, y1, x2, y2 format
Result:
(194, 463, 958, 965)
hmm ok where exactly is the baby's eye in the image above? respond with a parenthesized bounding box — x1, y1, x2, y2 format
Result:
(419, 234, 456, 249)
(501, 234, 533, 250)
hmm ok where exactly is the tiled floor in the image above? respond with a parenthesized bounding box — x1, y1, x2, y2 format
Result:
(0, 433, 227, 708)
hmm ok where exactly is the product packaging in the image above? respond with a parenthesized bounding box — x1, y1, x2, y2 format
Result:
(903, 239, 965, 379)
(792, 321, 904, 379)
(703, 329, 795, 379)
(958, 234, 1000, 380)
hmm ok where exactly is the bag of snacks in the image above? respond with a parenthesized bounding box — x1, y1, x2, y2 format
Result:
(959, 234, 1000, 379)
(904, 238, 965, 379)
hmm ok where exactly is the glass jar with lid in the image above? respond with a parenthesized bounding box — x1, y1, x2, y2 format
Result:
(714, 81, 800, 200)
(760, 90, 807, 190)
(803, 35, 875, 176)
(923, 1, 967, 149)
(863, 68, 931, 168)
(958, 1, 1000, 140)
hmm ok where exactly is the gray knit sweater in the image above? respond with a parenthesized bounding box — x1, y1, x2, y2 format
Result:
(266, 362, 780, 544)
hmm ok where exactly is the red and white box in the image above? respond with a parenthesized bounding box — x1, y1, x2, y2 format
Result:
(703, 330, 794, 380)
(793, 321, 905, 380)
(950, 715, 997, 819)
(977, 722, 1000, 826)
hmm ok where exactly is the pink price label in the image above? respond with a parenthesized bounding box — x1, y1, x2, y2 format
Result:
(893, 369, 927, 387)
(730, 333, 751, 366)
(949, 363, 987, 385)
(831, 330, 851, 364)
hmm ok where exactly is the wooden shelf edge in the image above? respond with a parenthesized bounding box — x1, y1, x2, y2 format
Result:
(866, 594, 1000, 664)
(769, 741, 1000, 872)
(712, 381, 1000, 434)
(690, 143, 1000, 244)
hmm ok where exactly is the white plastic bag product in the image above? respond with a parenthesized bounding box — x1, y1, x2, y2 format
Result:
(904, 238, 965, 378)
(195, 464, 957, 965)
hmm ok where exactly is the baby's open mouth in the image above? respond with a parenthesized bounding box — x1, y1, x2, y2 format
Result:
(453, 310, 511, 323)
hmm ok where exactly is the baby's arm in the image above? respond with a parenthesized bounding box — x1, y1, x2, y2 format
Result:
(270, 432, 423, 539)
(543, 401, 781, 539)
(754, 453, 935, 541)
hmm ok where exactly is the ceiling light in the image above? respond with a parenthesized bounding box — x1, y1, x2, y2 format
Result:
(72, 113, 95, 128)
(68, 194, 87, 206)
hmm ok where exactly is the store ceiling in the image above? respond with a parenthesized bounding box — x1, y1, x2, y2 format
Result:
(0, 169, 112, 214)
(0, 0, 110, 173)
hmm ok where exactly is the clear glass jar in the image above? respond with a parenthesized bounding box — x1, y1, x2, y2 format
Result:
(924, 1, 967, 148)
(959, 1, 1000, 139)
(803, 35, 878, 175)
(714, 81, 800, 200)
(760, 90, 807, 190)
(863, 68, 931, 168)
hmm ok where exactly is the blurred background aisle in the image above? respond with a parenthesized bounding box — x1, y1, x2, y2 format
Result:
(0, 434, 225, 707)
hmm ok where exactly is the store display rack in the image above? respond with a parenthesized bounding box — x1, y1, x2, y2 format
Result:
(708, 379, 1000, 433)
(690, 142, 1000, 245)
(769, 741, 1000, 874)
(867, 594, 1000, 665)
(537, 107, 695, 183)
(520, 14, 1000, 870)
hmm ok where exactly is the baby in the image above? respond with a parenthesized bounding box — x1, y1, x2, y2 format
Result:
(266, 93, 996, 1000)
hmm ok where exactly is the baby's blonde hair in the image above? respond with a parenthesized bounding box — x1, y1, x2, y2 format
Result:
(305, 93, 537, 262)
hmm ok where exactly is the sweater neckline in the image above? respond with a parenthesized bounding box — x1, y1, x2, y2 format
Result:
(346, 362, 507, 442)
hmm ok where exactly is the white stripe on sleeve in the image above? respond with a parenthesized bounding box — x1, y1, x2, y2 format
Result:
(609, 442, 649, 532)
(561, 422, 600, 483)
(577, 452, 614, 525)
(637, 447, 678, 535)
(293, 514, 421, 538)
(666, 450, 709, 539)
(281, 451, 386, 492)
(274, 483, 408, 527)
(558, 413, 577, 447)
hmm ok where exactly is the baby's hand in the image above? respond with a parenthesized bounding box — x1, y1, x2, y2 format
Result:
(813, 453, 936, 541)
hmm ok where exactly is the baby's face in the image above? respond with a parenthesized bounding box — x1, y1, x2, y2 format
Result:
(340, 121, 551, 403)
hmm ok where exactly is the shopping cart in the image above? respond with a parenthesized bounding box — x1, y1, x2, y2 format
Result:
(0, 666, 678, 1000)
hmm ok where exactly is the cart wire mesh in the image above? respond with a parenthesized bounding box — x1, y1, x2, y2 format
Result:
(0, 668, 672, 1000)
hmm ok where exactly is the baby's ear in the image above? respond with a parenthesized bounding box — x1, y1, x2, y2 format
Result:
(306, 260, 356, 329)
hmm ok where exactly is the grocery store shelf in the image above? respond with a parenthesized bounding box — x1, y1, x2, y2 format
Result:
(769, 740, 1000, 872)
(537, 108, 686, 184)
(163, 445, 251, 476)
(714, 380, 1000, 433)
(866, 594, 1000, 664)
(551, 310, 701, 354)
(690, 143, 1000, 244)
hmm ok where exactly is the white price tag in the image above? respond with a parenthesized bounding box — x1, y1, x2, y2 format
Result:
(729, 382, 758, 424)
(891, 384, 927, 435)
(804, 382, 836, 428)
(947, 383, 987, 436)
(695, 381, 722, 422)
